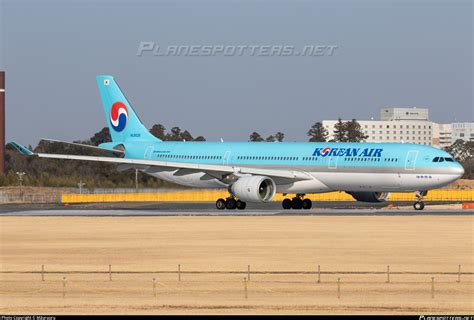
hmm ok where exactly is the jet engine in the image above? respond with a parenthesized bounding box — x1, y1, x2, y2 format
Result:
(347, 192, 390, 202)
(230, 176, 276, 203)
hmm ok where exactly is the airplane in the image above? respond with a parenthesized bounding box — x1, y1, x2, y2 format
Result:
(9, 76, 465, 211)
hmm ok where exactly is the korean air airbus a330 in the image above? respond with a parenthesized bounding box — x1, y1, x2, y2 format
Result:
(10, 76, 465, 210)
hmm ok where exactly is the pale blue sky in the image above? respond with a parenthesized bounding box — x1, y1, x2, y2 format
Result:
(1, 0, 472, 145)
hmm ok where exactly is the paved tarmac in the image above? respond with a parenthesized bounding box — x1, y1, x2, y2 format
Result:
(0, 201, 472, 216)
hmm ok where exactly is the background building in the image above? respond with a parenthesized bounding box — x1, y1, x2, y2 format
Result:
(380, 107, 429, 121)
(322, 107, 434, 145)
(322, 107, 473, 148)
(433, 123, 452, 148)
(451, 122, 474, 143)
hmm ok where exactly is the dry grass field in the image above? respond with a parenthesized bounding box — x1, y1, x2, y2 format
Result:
(0, 215, 473, 314)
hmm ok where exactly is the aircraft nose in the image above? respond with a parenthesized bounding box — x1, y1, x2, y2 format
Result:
(451, 163, 465, 177)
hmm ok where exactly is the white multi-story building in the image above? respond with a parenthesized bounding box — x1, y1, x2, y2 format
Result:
(322, 107, 473, 147)
(433, 123, 452, 148)
(451, 122, 474, 143)
(322, 107, 434, 145)
(323, 119, 433, 145)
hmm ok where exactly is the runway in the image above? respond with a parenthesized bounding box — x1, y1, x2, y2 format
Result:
(1, 201, 472, 216)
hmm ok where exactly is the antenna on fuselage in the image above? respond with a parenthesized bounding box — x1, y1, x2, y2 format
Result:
(220, 138, 224, 142)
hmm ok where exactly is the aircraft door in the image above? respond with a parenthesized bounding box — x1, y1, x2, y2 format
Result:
(328, 155, 338, 169)
(405, 150, 418, 171)
(223, 151, 231, 165)
(144, 146, 154, 160)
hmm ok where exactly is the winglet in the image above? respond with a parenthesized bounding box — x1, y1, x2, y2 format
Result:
(8, 141, 35, 156)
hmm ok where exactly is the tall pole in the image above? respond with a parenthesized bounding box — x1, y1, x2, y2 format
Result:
(16, 171, 25, 198)
(78, 180, 85, 194)
(0, 71, 5, 174)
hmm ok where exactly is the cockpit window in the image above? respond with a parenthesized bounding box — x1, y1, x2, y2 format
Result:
(433, 156, 455, 163)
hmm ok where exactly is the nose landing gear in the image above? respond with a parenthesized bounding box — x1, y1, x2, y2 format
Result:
(413, 191, 427, 210)
(282, 194, 312, 210)
(413, 201, 424, 210)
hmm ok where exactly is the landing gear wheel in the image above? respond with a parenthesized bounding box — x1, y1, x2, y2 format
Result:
(414, 201, 425, 211)
(216, 198, 226, 210)
(225, 198, 238, 210)
(236, 200, 246, 210)
(291, 197, 304, 210)
(302, 198, 312, 210)
(282, 198, 292, 210)
(414, 191, 426, 211)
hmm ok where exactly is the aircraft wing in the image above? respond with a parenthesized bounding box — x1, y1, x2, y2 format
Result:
(40, 138, 125, 155)
(9, 142, 312, 183)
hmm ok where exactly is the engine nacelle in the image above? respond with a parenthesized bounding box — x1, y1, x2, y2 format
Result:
(347, 192, 390, 202)
(230, 176, 276, 203)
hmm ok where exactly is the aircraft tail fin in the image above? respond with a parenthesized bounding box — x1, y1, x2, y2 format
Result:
(96, 76, 161, 143)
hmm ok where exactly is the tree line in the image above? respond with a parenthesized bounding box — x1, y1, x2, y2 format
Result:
(250, 119, 368, 143)
(443, 139, 474, 179)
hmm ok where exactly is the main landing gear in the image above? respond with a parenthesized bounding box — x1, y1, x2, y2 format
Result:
(413, 191, 427, 210)
(216, 197, 246, 210)
(282, 194, 312, 210)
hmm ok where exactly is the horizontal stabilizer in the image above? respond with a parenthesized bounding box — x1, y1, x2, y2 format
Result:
(8, 141, 34, 155)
